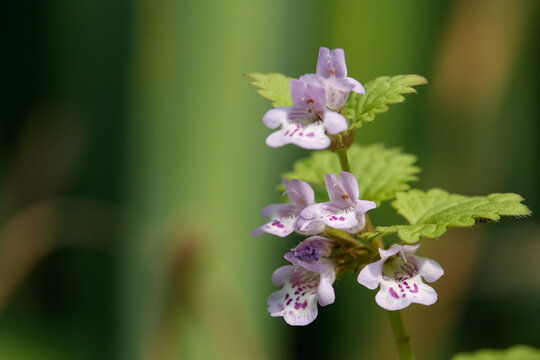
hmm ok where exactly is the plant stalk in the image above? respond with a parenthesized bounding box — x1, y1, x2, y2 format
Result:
(336, 149, 351, 172)
(387, 310, 415, 360)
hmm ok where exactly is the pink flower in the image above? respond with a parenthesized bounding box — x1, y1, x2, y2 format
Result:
(263, 79, 347, 149)
(296, 172, 376, 234)
(267, 237, 336, 326)
(251, 178, 323, 237)
(357, 244, 444, 310)
(300, 47, 365, 110)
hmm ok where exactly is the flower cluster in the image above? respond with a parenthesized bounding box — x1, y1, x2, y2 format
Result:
(254, 172, 376, 325)
(253, 47, 444, 326)
(251, 172, 376, 238)
(263, 47, 364, 150)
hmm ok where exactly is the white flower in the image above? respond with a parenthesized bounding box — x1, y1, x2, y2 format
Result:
(357, 244, 444, 311)
(267, 237, 336, 326)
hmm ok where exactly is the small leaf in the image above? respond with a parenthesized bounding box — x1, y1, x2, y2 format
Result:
(345, 74, 427, 128)
(281, 144, 420, 205)
(451, 345, 540, 360)
(377, 189, 531, 243)
(244, 73, 293, 107)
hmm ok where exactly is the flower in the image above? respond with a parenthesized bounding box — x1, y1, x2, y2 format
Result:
(357, 244, 444, 311)
(267, 236, 336, 325)
(263, 79, 348, 149)
(251, 178, 324, 237)
(299, 47, 365, 110)
(296, 172, 376, 233)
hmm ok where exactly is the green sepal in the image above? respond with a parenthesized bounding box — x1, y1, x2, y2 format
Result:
(377, 189, 531, 243)
(244, 73, 293, 107)
(359, 232, 380, 242)
(281, 143, 420, 205)
(345, 74, 427, 128)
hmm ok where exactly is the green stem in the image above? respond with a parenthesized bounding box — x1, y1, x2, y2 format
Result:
(324, 227, 363, 249)
(336, 149, 351, 172)
(387, 310, 415, 360)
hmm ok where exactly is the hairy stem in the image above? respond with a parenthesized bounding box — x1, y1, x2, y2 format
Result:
(336, 149, 351, 172)
(387, 310, 415, 360)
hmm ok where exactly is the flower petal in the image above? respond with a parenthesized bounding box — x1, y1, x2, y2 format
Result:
(378, 245, 402, 261)
(251, 216, 297, 237)
(266, 121, 330, 150)
(356, 200, 377, 215)
(322, 109, 347, 135)
(416, 256, 444, 282)
(325, 172, 359, 207)
(295, 221, 326, 236)
(316, 47, 332, 78)
(271, 265, 295, 286)
(375, 277, 438, 311)
(343, 213, 367, 233)
(297, 202, 358, 230)
(324, 77, 354, 109)
(317, 277, 335, 306)
(289, 79, 326, 111)
(260, 203, 292, 218)
(357, 259, 384, 290)
(330, 48, 347, 78)
(263, 107, 289, 129)
(346, 77, 365, 94)
(283, 178, 315, 208)
(267, 266, 320, 326)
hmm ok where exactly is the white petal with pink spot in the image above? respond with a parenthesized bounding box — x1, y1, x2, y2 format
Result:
(357, 244, 443, 311)
(266, 121, 330, 150)
(268, 266, 321, 326)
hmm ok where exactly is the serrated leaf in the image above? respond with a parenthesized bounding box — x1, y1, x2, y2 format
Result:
(451, 345, 540, 360)
(281, 144, 420, 205)
(377, 189, 531, 243)
(345, 74, 427, 128)
(244, 73, 293, 107)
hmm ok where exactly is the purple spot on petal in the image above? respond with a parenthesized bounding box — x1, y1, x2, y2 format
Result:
(285, 293, 289, 300)
(284, 131, 289, 136)
(409, 284, 418, 293)
(299, 132, 303, 136)
(389, 288, 399, 299)
(339, 216, 345, 221)
(402, 294, 406, 298)
(286, 299, 292, 305)
(306, 132, 315, 137)
(294, 301, 308, 310)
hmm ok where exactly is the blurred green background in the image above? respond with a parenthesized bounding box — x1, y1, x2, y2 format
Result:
(1, 0, 539, 359)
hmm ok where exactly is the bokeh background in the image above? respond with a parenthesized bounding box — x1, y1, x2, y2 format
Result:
(1, 0, 539, 359)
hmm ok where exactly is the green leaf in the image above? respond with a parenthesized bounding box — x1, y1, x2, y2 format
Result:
(281, 143, 420, 205)
(345, 74, 427, 128)
(451, 345, 540, 360)
(377, 189, 531, 243)
(244, 73, 293, 107)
